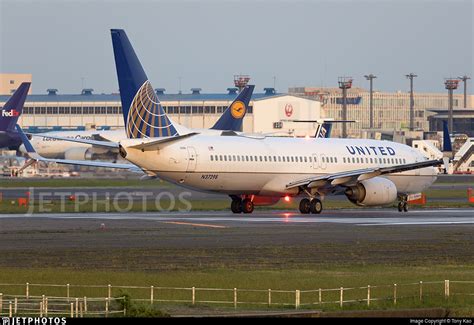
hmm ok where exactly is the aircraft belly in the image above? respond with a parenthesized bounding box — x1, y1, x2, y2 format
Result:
(156, 171, 274, 195)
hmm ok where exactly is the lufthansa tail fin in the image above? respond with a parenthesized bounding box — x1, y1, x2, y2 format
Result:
(111, 29, 177, 138)
(211, 85, 255, 131)
(0, 82, 30, 132)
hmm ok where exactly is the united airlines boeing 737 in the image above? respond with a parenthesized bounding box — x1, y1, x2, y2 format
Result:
(19, 29, 443, 215)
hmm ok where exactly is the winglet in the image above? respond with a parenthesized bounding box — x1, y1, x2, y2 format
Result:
(15, 124, 36, 154)
(1, 82, 30, 132)
(442, 120, 452, 153)
(211, 85, 255, 131)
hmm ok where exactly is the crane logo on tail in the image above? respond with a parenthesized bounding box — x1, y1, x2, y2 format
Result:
(284, 104, 293, 117)
(230, 101, 246, 119)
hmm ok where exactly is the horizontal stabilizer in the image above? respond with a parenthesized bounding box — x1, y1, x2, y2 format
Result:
(128, 132, 199, 151)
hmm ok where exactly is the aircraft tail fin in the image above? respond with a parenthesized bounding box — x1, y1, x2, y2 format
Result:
(0, 82, 30, 132)
(111, 29, 177, 138)
(315, 122, 333, 138)
(211, 85, 255, 131)
(442, 120, 452, 153)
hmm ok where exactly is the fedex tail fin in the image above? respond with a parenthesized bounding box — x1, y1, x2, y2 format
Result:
(111, 29, 177, 138)
(442, 120, 452, 152)
(0, 82, 30, 132)
(211, 85, 254, 131)
(315, 122, 333, 138)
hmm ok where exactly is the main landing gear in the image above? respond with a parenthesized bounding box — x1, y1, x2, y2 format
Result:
(230, 196, 254, 214)
(299, 198, 322, 214)
(397, 196, 408, 212)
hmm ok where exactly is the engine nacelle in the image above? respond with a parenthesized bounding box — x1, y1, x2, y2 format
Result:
(345, 177, 397, 206)
(64, 147, 93, 160)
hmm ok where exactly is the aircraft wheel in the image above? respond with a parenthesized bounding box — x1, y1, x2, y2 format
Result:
(403, 202, 408, 212)
(397, 202, 404, 212)
(310, 198, 323, 214)
(241, 198, 254, 214)
(299, 198, 311, 214)
(231, 199, 242, 214)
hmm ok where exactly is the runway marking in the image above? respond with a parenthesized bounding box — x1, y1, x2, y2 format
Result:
(161, 221, 228, 229)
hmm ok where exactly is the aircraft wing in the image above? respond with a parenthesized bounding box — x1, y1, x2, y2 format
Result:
(286, 159, 443, 190)
(17, 125, 142, 173)
(29, 133, 119, 149)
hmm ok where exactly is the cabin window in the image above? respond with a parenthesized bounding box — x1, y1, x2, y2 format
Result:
(210, 155, 213, 161)
(335, 157, 338, 163)
(245, 156, 249, 161)
(308, 157, 312, 163)
(264, 156, 267, 162)
(274, 156, 277, 162)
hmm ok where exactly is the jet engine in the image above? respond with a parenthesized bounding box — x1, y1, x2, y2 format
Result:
(64, 147, 93, 160)
(345, 177, 397, 206)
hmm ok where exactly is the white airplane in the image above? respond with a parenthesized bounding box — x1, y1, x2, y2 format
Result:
(18, 29, 444, 215)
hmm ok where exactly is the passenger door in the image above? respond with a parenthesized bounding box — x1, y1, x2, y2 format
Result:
(186, 146, 197, 172)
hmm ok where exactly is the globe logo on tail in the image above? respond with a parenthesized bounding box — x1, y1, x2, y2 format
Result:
(230, 101, 246, 119)
(126, 81, 177, 138)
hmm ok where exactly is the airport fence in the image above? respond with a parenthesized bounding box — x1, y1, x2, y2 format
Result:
(0, 280, 472, 316)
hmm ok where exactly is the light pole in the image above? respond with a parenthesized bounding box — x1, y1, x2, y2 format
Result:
(405, 73, 417, 131)
(338, 77, 353, 138)
(445, 78, 460, 133)
(364, 74, 377, 135)
(458, 75, 470, 108)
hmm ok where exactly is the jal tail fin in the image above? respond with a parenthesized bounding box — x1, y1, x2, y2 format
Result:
(0, 82, 30, 132)
(211, 85, 255, 131)
(315, 122, 333, 138)
(442, 120, 452, 152)
(111, 29, 177, 138)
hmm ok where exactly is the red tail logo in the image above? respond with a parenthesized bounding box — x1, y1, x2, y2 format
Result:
(284, 104, 293, 117)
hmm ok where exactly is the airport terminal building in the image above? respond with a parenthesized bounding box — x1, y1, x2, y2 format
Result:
(0, 87, 322, 137)
(289, 86, 473, 138)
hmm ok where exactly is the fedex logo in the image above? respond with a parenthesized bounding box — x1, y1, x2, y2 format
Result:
(1, 109, 20, 117)
(346, 145, 396, 156)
